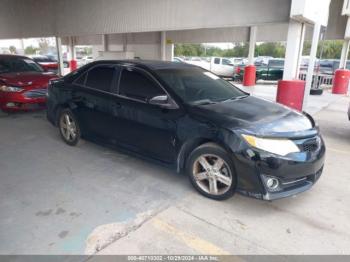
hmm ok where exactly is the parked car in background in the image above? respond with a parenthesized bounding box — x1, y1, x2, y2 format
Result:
(234, 58, 284, 81)
(45, 54, 70, 68)
(47, 60, 325, 201)
(186, 57, 235, 78)
(31, 55, 58, 73)
(318, 59, 350, 75)
(0, 54, 58, 112)
(256, 58, 285, 80)
(173, 57, 185, 63)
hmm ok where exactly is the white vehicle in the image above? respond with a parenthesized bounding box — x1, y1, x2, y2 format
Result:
(186, 57, 235, 78)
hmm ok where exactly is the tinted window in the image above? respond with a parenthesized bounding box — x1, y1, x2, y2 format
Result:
(214, 58, 220, 64)
(119, 68, 165, 102)
(75, 72, 87, 85)
(85, 66, 115, 92)
(156, 67, 246, 105)
(0, 57, 43, 73)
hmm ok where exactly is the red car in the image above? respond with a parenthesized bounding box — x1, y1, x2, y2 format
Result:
(0, 54, 58, 112)
(31, 55, 59, 73)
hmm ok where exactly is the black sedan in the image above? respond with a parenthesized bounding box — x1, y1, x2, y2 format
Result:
(47, 60, 325, 201)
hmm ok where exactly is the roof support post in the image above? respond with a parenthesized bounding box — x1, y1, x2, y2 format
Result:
(283, 21, 305, 80)
(161, 31, 166, 61)
(340, 40, 350, 69)
(248, 26, 257, 65)
(55, 36, 64, 76)
(303, 22, 321, 110)
(68, 36, 75, 60)
(102, 34, 108, 52)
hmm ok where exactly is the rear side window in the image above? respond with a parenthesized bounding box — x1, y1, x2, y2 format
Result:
(118, 68, 165, 102)
(214, 58, 220, 64)
(85, 66, 115, 92)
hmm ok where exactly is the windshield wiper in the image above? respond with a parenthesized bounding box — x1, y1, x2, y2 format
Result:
(219, 94, 249, 103)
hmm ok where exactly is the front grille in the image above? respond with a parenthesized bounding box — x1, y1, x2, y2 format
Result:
(24, 88, 47, 98)
(298, 137, 320, 153)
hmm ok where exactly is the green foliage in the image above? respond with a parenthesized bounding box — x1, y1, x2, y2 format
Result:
(24, 45, 39, 55)
(255, 42, 285, 57)
(303, 40, 343, 59)
(9, 46, 17, 54)
(175, 40, 344, 59)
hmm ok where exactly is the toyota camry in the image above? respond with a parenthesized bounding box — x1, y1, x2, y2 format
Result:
(47, 60, 325, 200)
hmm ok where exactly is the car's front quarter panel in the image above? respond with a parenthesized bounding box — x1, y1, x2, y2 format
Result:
(225, 128, 325, 200)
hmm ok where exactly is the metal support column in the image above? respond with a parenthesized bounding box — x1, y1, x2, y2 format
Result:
(283, 21, 306, 80)
(303, 22, 322, 110)
(55, 37, 64, 76)
(160, 31, 166, 61)
(248, 26, 257, 65)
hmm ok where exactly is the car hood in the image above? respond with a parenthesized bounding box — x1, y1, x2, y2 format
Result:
(0, 71, 58, 89)
(187, 96, 316, 138)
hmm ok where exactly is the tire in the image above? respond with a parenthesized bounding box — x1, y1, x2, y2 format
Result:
(58, 108, 81, 146)
(186, 142, 237, 200)
(310, 89, 323, 95)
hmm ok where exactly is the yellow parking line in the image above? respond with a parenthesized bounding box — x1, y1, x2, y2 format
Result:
(152, 218, 231, 255)
(327, 147, 350, 155)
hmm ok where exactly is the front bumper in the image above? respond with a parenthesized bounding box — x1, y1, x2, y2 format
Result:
(0, 90, 47, 112)
(234, 135, 325, 200)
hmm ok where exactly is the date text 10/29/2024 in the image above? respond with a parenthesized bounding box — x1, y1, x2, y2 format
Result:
(127, 255, 220, 261)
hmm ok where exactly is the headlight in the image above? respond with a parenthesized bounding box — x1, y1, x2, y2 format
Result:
(242, 134, 300, 156)
(0, 85, 24, 92)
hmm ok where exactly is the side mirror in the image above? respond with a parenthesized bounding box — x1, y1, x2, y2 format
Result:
(148, 95, 179, 109)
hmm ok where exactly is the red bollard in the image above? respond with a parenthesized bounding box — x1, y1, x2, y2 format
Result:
(332, 69, 350, 94)
(70, 60, 78, 72)
(243, 65, 256, 86)
(276, 80, 305, 111)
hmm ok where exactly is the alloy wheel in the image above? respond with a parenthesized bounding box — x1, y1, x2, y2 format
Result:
(60, 113, 77, 142)
(192, 154, 232, 195)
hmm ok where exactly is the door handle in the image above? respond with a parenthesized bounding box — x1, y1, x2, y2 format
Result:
(111, 102, 122, 116)
(112, 102, 122, 109)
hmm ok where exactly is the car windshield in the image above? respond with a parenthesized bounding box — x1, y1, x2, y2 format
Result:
(0, 57, 43, 73)
(156, 67, 247, 105)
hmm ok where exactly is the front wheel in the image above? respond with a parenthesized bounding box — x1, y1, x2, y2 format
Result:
(186, 143, 237, 200)
(58, 108, 81, 146)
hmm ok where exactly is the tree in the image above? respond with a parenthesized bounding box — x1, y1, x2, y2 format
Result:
(38, 38, 50, 54)
(24, 45, 39, 55)
(9, 46, 17, 54)
(303, 40, 343, 59)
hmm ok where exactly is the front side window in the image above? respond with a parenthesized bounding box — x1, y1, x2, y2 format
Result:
(118, 68, 165, 102)
(156, 67, 246, 105)
(0, 58, 43, 73)
(222, 58, 232, 66)
(85, 66, 115, 92)
(214, 58, 220, 64)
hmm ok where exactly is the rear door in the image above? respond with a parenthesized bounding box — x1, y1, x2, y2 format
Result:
(71, 64, 120, 140)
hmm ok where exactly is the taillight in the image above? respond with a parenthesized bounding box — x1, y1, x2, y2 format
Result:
(236, 66, 241, 74)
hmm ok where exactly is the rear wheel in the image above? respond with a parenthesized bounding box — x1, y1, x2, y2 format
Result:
(186, 143, 237, 200)
(58, 108, 81, 146)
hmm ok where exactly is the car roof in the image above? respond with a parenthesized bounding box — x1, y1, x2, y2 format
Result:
(0, 54, 31, 60)
(90, 59, 197, 70)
